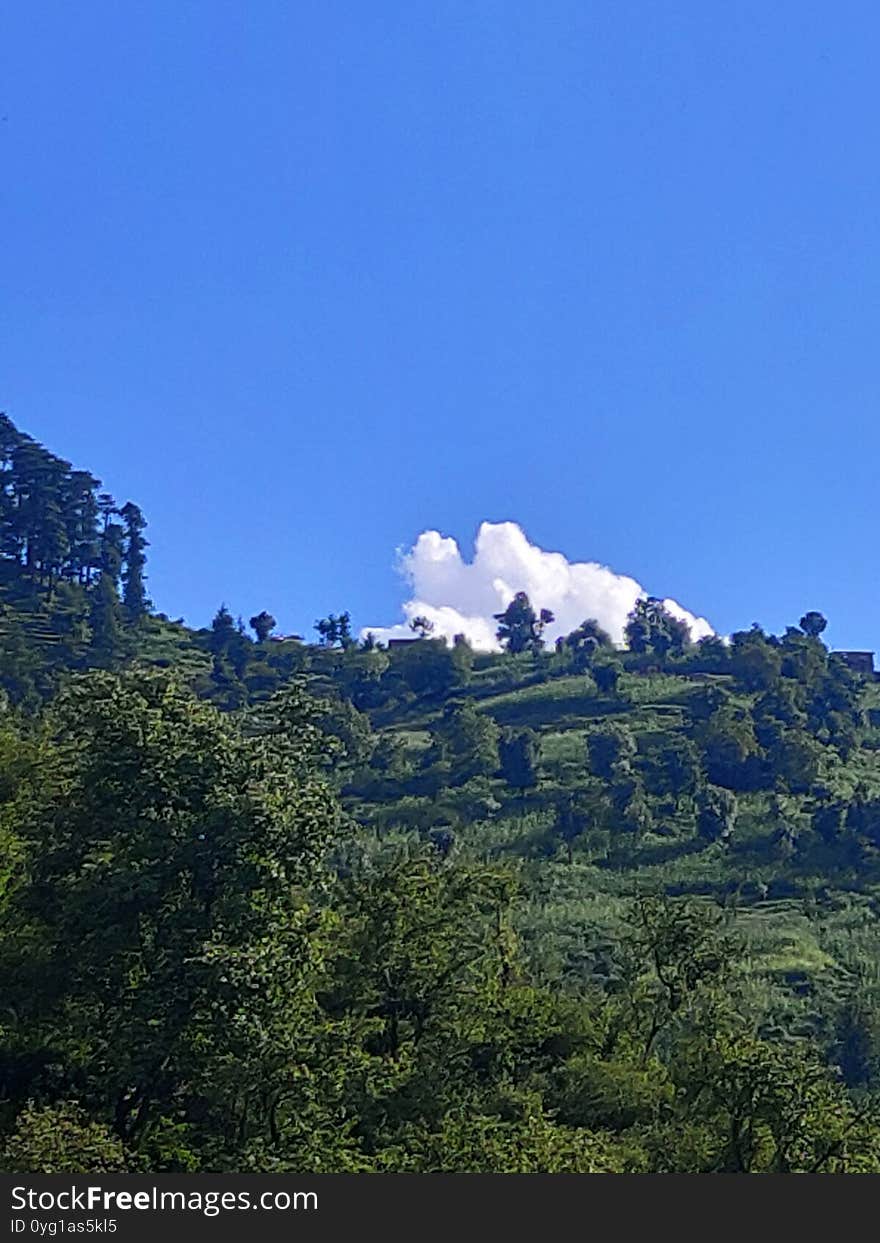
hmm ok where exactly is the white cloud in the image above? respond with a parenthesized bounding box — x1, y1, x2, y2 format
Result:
(362, 521, 715, 650)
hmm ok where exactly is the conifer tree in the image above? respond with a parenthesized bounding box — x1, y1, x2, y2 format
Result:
(89, 572, 122, 667)
(119, 502, 149, 619)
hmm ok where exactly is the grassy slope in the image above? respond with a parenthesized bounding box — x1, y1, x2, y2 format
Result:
(352, 658, 880, 1033)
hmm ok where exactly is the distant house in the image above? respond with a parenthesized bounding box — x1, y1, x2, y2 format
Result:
(387, 637, 419, 649)
(833, 651, 875, 676)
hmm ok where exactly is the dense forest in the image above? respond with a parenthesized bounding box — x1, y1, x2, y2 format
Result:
(4, 413, 880, 1173)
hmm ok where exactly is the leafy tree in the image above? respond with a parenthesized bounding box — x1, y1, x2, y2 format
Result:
(369, 733, 413, 783)
(624, 897, 736, 1060)
(2, 671, 340, 1149)
(249, 610, 276, 643)
(562, 619, 613, 669)
(2, 1102, 131, 1173)
(587, 723, 636, 781)
(388, 637, 469, 700)
(499, 727, 539, 798)
(314, 612, 353, 648)
(729, 627, 783, 692)
(641, 734, 702, 802)
(693, 634, 729, 670)
(671, 1032, 880, 1172)
(688, 683, 730, 723)
(832, 989, 880, 1090)
(618, 786, 653, 840)
(316, 695, 374, 769)
(698, 706, 762, 791)
(436, 700, 500, 782)
(329, 857, 518, 1072)
(397, 1110, 628, 1173)
(592, 657, 623, 696)
(337, 646, 390, 711)
(780, 628, 827, 687)
(696, 785, 738, 843)
(799, 611, 828, 639)
(494, 593, 554, 655)
(813, 798, 847, 847)
(766, 728, 821, 793)
(625, 598, 691, 657)
(555, 793, 592, 864)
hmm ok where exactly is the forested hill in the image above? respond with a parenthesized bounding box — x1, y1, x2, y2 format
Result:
(0, 413, 149, 696)
(4, 412, 880, 1174)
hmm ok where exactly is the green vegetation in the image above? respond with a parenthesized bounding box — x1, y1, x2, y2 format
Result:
(3, 413, 880, 1173)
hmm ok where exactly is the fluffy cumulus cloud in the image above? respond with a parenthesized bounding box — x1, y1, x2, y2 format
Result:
(362, 521, 714, 651)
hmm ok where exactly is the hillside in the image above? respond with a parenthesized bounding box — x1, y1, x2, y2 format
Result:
(4, 413, 880, 1173)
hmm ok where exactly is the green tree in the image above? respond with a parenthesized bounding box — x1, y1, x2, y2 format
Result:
(314, 612, 353, 649)
(698, 706, 762, 791)
(2, 672, 340, 1150)
(88, 571, 122, 666)
(249, 610, 276, 643)
(499, 728, 539, 799)
(672, 1032, 880, 1173)
(729, 627, 783, 692)
(494, 593, 554, 655)
(799, 611, 828, 639)
(436, 700, 500, 782)
(119, 501, 149, 620)
(388, 637, 470, 700)
(562, 619, 613, 669)
(592, 657, 623, 696)
(642, 734, 702, 802)
(625, 598, 691, 657)
(555, 793, 598, 864)
(209, 603, 238, 653)
(587, 723, 636, 781)
(696, 785, 738, 843)
(2, 1102, 131, 1173)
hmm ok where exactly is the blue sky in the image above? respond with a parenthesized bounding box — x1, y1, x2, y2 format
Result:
(2, 2, 878, 647)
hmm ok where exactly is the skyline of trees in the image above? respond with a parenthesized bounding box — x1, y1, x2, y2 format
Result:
(0, 414, 147, 613)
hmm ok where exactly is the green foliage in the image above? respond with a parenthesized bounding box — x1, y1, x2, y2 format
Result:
(561, 618, 613, 669)
(119, 501, 149, 620)
(1, 670, 339, 1150)
(5, 415, 880, 1174)
(249, 610, 276, 642)
(800, 611, 828, 639)
(592, 656, 623, 695)
(730, 627, 783, 691)
(697, 704, 762, 790)
(436, 699, 500, 781)
(587, 722, 636, 781)
(314, 612, 353, 648)
(387, 636, 470, 699)
(668, 1032, 880, 1172)
(494, 592, 554, 654)
(625, 598, 691, 656)
(696, 785, 738, 843)
(2, 1102, 131, 1173)
(499, 727, 539, 795)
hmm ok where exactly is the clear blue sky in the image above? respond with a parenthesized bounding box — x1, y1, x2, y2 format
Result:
(3, 2, 878, 647)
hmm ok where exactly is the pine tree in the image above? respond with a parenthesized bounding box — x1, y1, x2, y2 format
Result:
(89, 572, 122, 667)
(119, 502, 149, 619)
